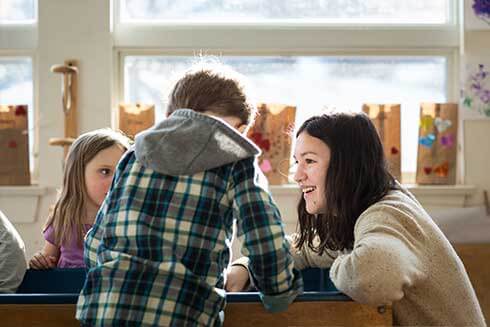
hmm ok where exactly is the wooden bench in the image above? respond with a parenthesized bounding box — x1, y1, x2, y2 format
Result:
(0, 268, 392, 327)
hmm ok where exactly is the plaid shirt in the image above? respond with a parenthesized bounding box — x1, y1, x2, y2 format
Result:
(76, 150, 302, 326)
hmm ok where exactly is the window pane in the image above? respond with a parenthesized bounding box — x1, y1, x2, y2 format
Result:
(124, 55, 447, 174)
(121, 0, 449, 24)
(0, 57, 34, 171)
(0, 0, 36, 23)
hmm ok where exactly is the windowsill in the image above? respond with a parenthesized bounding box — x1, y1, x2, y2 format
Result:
(270, 184, 477, 208)
(0, 184, 477, 224)
(0, 185, 50, 223)
(0, 185, 47, 196)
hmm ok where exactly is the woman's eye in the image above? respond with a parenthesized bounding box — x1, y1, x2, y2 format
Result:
(305, 159, 315, 164)
(100, 168, 111, 176)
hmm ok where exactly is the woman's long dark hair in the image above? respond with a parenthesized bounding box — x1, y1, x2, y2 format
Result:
(296, 112, 397, 254)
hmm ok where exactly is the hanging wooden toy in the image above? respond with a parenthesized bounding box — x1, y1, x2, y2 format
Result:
(48, 60, 79, 158)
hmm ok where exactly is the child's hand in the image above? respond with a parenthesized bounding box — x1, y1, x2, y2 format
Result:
(225, 265, 250, 292)
(29, 251, 57, 269)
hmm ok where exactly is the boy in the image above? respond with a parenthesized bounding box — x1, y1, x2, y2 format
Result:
(76, 63, 303, 326)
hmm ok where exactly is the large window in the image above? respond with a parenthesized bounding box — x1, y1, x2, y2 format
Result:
(123, 55, 447, 175)
(115, 0, 458, 183)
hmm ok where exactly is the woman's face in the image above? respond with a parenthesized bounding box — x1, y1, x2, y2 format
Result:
(293, 131, 331, 215)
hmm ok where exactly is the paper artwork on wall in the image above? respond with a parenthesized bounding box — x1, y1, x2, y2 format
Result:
(248, 103, 296, 185)
(118, 104, 155, 139)
(362, 104, 402, 182)
(416, 103, 458, 185)
(462, 62, 490, 118)
(0, 105, 31, 185)
(465, 0, 490, 30)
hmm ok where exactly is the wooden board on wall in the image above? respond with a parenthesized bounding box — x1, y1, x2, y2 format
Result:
(0, 105, 30, 185)
(416, 103, 458, 185)
(224, 301, 392, 327)
(248, 103, 296, 185)
(118, 103, 155, 139)
(0, 301, 392, 327)
(363, 104, 401, 182)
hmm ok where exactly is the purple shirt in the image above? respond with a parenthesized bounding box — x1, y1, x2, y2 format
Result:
(43, 224, 92, 268)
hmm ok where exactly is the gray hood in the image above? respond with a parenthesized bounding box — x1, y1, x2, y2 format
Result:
(134, 109, 260, 175)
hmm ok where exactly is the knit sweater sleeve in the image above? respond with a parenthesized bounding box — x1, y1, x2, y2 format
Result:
(330, 205, 427, 306)
(288, 233, 341, 270)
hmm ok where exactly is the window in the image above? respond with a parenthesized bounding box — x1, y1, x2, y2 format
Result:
(115, 0, 459, 183)
(0, 57, 34, 172)
(123, 55, 447, 174)
(0, 0, 37, 24)
(1, 0, 37, 178)
(120, 0, 450, 24)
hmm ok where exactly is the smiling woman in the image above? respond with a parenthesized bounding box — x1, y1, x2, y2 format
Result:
(227, 112, 486, 327)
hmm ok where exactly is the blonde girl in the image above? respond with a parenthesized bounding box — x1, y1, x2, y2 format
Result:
(29, 128, 131, 269)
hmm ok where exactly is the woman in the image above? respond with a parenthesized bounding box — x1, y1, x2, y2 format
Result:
(227, 112, 486, 326)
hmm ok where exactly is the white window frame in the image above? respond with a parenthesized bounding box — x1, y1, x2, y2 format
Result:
(112, 0, 462, 184)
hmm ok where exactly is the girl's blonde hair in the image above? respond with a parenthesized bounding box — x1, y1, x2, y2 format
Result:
(45, 128, 131, 246)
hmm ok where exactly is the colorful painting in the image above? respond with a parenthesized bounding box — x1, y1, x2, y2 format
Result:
(462, 63, 490, 117)
(473, 0, 490, 25)
(416, 103, 458, 185)
(0, 105, 31, 185)
(247, 103, 296, 185)
(362, 104, 401, 182)
(465, 0, 490, 29)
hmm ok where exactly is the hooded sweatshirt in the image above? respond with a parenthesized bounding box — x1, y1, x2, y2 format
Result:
(77, 109, 302, 327)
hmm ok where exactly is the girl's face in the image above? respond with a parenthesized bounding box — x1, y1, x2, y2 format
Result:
(293, 131, 331, 215)
(84, 144, 125, 215)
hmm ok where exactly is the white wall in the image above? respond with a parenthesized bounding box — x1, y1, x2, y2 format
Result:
(8, 0, 113, 260)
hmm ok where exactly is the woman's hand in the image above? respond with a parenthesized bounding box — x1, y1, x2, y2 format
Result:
(225, 265, 250, 292)
(29, 251, 57, 269)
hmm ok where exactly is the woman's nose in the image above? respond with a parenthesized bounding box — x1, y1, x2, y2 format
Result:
(294, 167, 306, 183)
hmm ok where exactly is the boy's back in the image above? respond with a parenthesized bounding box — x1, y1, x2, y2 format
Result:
(77, 109, 302, 326)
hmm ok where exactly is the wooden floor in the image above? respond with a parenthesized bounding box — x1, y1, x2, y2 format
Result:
(0, 301, 392, 327)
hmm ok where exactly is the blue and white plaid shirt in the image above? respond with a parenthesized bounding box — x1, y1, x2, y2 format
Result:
(76, 110, 302, 327)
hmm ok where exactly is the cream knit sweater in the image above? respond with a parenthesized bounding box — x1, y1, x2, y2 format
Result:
(292, 187, 486, 326)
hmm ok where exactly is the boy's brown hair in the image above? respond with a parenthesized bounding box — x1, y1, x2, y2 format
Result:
(167, 62, 256, 127)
